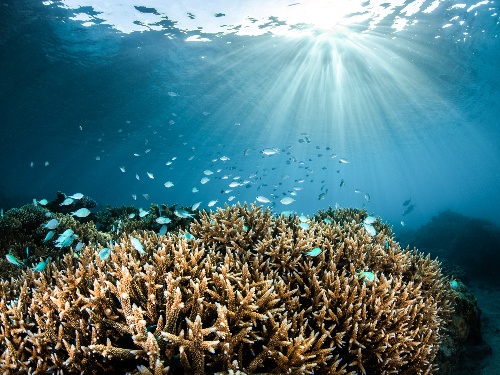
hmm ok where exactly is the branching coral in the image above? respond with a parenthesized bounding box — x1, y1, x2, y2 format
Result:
(0, 203, 454, 374)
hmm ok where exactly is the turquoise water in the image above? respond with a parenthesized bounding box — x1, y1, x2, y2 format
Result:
(0, 0, 499, 229)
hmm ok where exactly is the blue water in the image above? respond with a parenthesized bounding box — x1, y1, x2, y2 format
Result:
(1, 0, 499, 230)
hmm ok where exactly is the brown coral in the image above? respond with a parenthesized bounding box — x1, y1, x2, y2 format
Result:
(0, 203, 454, 374)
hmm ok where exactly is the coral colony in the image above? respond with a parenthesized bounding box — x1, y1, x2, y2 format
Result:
(0, 195, 460, 374)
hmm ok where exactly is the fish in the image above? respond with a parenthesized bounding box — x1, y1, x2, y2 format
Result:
(120, 166, 126, 172)
(207, 200, 218, 207)
(318, 191, 328, 200)
(60, 198, 74, 206)
(228, 181, 240, 188)
(400, 221, 405, 226)
(147, 172, 154, 179)
(354, 189, 362, 194)
(402, 204, 415, 216)
(139, 208, 150, 218)
(42, 219, 59, 230)
(69, 193, 84, 200)
(363, 223, 376, 236)
(43, 231, 55, 242)
(136, 174, 140, 180)
(256, 196, 271, 203)
(164, 181, 174, 188)
(220, 156, 230, 161)
(364, 193, 371, 202)
(339, 158, 349, 164)
(204, 170, 214, 175)
(71, 208, 91, 218)
(403, 198, 412, 206)
(131, 237, 146, 255)
(184, 233, 195, 240)
(191, 201, 202, 210)
(227, 196, 235, 201)
(32, 259, 48, 272)
(6, 254, 23, 267)
(192, 187, 199, 193)
(363, 216, 377, 225)
(298, 222, 310, 230)
(143, 194, 151, 201)
(174, 209, 194, 219)
(131, 194, 137, 200)
(305, 247, 321, 257)
(340, 179, 345, 187)
(280, 197, 295, 205)
(128, 213, 136, 219)
(37, 199, 49, 205)
(98, 247, 111, 260)
(156, 217, 171, 224)
(158, 225, 168, 236)
(200, 177, 210, 184)
(261, 148, 279, 156)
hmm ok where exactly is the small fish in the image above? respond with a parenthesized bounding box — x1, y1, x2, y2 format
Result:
(400, 221, 405, 226)
(75, 241, 84, 252)
(156, 217, 171, 225)
(339, 158, 349, 164)
(363, 223, 376, 236)
(147, 172, 154, 179)
(305, 247, 321, 257)
(363, 216, 376, 225)
(60, 198, 74, 206)
(131, 237, 146, 255)
(32, 259, 48, 272)
(71, 208, 91, 218)
(298, 222, 310, 230)
(207, 200, 218, 207)
(340, 179, 345, 187)
(98, 247, 111, 260)
(192, 187, 199, 193)
(139, 208, 150, 218)
(143, 194, 151, 201)
(364, 193, 371, 202)
(203, 170, 214, 175)
(191, 201, 202, 210)
(131, 194, 137, 200)
(403, 204, 415, 216)
(158, 225, 168, 236)
(227, 196, 235, 201)
(200, 177, 210, 184)
(403, 198, 412, 206)
(43, 219, 59, 230)
(323, 217, 332, 224)
(229, 181, 240, 188)
(354, 189, 362, 194)
(69, 193, 84, 200)
(6, 254, 23, 267)
(174, 209, 194, 219)
(120, 166, 126, 172)
(43, 231, 55, 242)
(128, 213, 136, 219)
(136, 174, 140, 180)
(220, 156, 230, 161)
(261, 148, 279, 156)
(256, 196, 271, 203)
(183, 233, 195, 240)
(164, 181, 174, 188)
(37, 199, 49, 205)
(280, 197, 295, 205)
(358, 271, 375, 283)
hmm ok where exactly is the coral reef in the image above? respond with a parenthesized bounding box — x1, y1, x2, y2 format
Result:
(0, 203, 455, 374)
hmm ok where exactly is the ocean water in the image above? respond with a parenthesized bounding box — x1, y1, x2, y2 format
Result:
(0, 0, 499, 231)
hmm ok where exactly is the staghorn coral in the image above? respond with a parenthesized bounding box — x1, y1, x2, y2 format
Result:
(0, 203, 454, 374)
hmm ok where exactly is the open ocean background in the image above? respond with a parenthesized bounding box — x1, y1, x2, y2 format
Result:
(0, 0, 499, 233)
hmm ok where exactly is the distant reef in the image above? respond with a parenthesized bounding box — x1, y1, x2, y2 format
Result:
(0, 194, 488, 374)
(396, 209, 500, 283)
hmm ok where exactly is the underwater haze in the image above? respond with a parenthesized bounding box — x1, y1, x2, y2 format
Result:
(0, 0, 499, 230)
